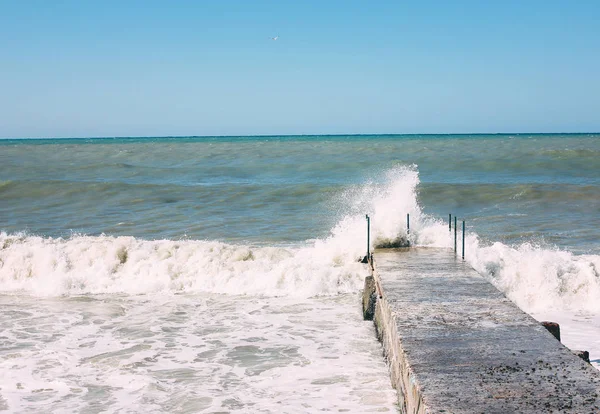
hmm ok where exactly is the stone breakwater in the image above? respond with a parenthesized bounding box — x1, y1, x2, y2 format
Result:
(363, 248, 600, 413)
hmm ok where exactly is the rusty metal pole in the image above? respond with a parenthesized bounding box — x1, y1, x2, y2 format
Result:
(366, 214, 370, 258)
(462, 220, 465, 260)
(454, 216, 457, 254)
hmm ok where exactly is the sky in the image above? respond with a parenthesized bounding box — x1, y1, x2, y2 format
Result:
(1, 0, 599, 138)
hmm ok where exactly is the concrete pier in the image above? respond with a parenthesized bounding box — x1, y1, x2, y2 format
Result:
(366, 248, 600, 413)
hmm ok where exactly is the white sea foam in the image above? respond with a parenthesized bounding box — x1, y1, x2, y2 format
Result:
(0, 294, 398, 413)
(0, 234, 366, 297)
(466, 237, 600, 313)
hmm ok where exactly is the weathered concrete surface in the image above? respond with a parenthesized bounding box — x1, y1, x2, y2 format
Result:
(372, 248, 600, 413)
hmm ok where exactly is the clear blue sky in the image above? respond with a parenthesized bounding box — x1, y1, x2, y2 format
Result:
(1, 0, 598, 138)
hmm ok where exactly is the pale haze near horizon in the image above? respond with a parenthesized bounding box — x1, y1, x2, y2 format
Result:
(1, 0, 599, 138)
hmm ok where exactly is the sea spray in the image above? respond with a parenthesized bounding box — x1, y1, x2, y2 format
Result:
(328, 165, 435, 249)
(328, 164, 600, 314)
(465, 237, 600, 313)
(354, 166, 600, 314)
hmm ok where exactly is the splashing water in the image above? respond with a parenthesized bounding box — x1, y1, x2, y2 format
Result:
(466, 238, 600, 313)
(1, 164, 599, 313)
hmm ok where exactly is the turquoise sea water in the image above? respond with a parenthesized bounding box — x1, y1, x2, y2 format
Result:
(1, 134, 600, 412)
(2, 134, 599, 252)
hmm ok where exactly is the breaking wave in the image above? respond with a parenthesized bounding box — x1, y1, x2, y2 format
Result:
(1, 165, 599, 312)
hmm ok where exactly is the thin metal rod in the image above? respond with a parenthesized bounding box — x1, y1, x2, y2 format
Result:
(407, 213, 410, 234)
(449, 214, 452, 232)
(462, 220, 466, 260)
(454, 216, 457, 253)
(366, 214, 370, 257)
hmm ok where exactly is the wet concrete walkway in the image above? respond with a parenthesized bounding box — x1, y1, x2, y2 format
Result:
(369, 248, 600, 413)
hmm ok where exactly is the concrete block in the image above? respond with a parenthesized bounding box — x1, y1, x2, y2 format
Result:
(362, 276, 377, 321)
(541, 321, 561, 342)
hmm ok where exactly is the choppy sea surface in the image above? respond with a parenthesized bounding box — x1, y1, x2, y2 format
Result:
(1, 134, 600, 412)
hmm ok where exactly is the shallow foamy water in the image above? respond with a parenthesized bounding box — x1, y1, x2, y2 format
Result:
(0, 294, 397, 413)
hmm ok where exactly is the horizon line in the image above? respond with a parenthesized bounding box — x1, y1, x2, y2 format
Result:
(1, 131, 599, 140)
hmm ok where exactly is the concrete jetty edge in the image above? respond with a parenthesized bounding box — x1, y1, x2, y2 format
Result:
(374, 280, 427, 413)
(362, 250, 426, 413)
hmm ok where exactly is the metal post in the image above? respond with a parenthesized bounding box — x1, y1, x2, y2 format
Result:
(366, 214, 370, 258)
(407, 213, 410, 234)
(454, 216, 457, 253)
(462, 220, 465, 260)
(449, 214, 452, 232)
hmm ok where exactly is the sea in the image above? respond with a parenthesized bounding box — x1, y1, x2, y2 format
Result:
(1, 134, 599, 413)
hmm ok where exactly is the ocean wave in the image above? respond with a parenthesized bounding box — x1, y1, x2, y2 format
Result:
(0, 180, 14, 191)
(0, 233, 366, 297)
(420, 183, 600, 205)
(2, 165, 599, 314)
(0, 165, 423, 297)
(542, 148, 600, 159)
(466, 237, 600, 313)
